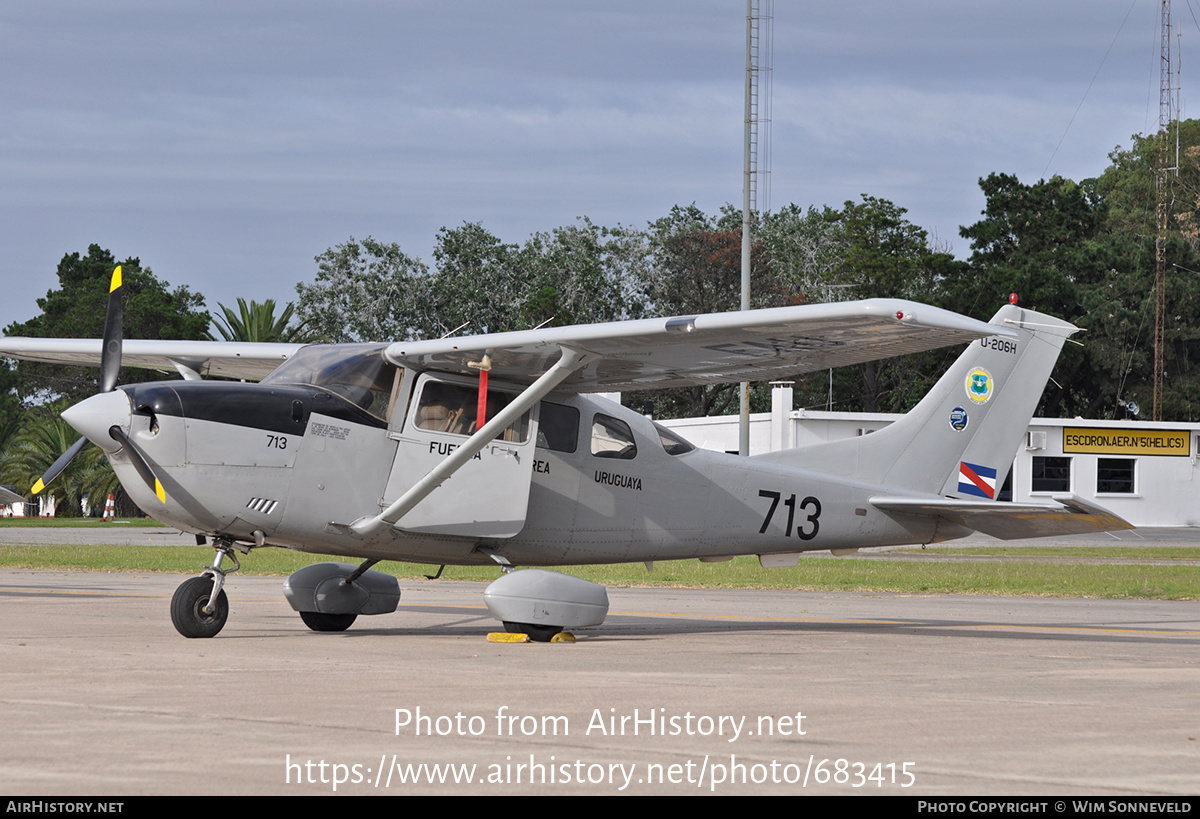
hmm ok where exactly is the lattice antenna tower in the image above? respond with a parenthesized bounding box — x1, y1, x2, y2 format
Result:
(739, 0, 773, 456)
(745, 0, 773, 215)
(1154, 0, 1180, 420)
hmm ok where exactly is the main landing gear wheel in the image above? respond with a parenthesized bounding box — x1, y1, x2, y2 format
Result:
(299, 611, 357, 632)
(171, 576, 229, 638)
(503, 622, 562, 643)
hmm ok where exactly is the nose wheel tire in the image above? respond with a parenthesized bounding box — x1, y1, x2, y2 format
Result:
(503, 622, 562, 643)
(299, 611, 357, 632)
(171, 576, 229, 638)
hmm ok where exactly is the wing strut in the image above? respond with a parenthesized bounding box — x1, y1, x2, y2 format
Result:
(349, 347, 590, 537)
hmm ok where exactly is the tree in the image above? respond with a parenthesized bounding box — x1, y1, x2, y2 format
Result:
(0, 407, 95, 517)
(4, 245, 209, 405)
(955, 131, 1200, 421)
(212, 298, 316, 343)
(294, 237, 431, 343)
(1092, 121, 1200, 420)
(517, 218, 650, 328)
(427, 223, 525, 335)
(621, 205, 775, 419)
(959, 174, 1101, 318)
(956, 174, 1111, 416)
(0, 360, 19, 454)
(757, 204, 846, 306)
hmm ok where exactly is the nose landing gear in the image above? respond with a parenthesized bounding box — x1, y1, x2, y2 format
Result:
(170, 576, 228, 638)
(170, 538, 242, 638)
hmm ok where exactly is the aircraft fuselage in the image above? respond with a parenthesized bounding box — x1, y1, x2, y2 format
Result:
(103, 376, 944, 569)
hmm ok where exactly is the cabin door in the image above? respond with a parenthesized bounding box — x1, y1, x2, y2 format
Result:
(382, 373, 539, 537)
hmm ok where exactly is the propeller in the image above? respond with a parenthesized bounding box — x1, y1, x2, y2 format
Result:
(108, 426, 166, 504)
(31, 266, 167, 505)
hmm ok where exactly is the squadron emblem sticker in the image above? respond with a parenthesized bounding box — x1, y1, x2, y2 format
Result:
(949, 407, 969, 431)
(965, 367, 993, 404)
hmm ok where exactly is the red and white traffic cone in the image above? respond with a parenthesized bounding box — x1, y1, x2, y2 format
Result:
(103, 494, 115, 522)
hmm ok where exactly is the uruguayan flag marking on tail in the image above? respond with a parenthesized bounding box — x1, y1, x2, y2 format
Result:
(958, 461, 997, 499)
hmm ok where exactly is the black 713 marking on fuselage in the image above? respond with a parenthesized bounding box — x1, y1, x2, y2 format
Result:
(757, 490, 821, 540)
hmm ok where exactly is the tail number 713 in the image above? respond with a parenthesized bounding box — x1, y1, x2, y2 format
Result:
(757, 490, 821, 540)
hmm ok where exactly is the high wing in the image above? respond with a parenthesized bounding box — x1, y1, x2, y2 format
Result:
(869, 495, 1135, 540)
(0, 338, 303, 381)
(0, 299, 1006, 390)
(0, 486, 28, 506)
(385, 298, 1010, 393)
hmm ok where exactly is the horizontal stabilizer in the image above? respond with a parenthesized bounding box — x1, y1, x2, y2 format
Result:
(869, 494, 1133, 540)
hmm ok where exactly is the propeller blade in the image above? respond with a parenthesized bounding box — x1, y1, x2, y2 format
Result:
(99, 266, 124, 394)
(35, 268, 133, 500)
(107, 425, 166, 504)
(107, 426, 166, 504)
(31, 435, 89, 495)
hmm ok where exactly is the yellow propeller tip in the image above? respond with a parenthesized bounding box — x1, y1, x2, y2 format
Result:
(154, 480, 166, 504)
(110, 265, 123, 293)
(31, 480, 44, 495)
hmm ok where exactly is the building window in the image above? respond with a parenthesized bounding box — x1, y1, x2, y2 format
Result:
(1031, 456, 1071, 492)
(1097, 458, 1136, 494)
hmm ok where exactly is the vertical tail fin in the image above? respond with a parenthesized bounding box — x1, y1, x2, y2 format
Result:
(758, 305, 1078, 497)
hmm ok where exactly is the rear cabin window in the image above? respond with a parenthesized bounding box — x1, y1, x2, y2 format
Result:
(536, 401, 579, 453)
(591, 414, 637, 460)
(413, 380, 530, 442)
(654, 421, 695, 455)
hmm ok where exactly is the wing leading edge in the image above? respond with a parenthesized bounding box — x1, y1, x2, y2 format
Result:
(385, 299, 1010, 393)
(0, 338, 303, 381)
(0, 299, 1007, 389)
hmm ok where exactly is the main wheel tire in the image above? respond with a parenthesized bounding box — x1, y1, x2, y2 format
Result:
(170, 576, 229, 638)
(503, 621, 561, 643)
(300, 611, 357, 632)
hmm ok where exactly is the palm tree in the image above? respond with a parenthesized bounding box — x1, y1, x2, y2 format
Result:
(212, 298, 318, 343)
(0, 408, 94, 516)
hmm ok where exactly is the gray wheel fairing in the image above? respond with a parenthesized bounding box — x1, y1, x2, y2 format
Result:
(484, 569, 608, 629)
(283, 562, 400, 615)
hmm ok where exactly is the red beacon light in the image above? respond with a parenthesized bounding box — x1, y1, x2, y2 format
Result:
(1009, 293, 1019, 305)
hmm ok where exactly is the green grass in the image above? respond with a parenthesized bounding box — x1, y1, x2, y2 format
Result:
(0, 545, 1196, 600)
(0, 517, 164, 528)
(896, 545, 1200, 560)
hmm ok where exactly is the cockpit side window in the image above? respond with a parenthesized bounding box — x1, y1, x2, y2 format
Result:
(261, 343, 397, 421)
(591, 414, 637, 460)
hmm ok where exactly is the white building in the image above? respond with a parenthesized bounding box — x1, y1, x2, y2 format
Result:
(660, 384, 1200, 528)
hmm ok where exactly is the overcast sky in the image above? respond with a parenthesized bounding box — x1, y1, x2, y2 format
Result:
(0, 1, 1189, 334)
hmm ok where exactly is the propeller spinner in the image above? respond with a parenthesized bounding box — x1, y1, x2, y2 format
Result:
(31, 266, 166, 505)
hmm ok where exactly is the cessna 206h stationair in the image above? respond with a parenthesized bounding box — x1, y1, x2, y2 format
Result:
(0, 270, 1130, 640)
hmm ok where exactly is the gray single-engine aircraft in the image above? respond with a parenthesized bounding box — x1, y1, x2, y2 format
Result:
(0, 270, 1131, 640)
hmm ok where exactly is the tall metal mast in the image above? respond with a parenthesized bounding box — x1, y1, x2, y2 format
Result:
(1154, 0, 1179, 421)
(740, 0, 772, 455)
